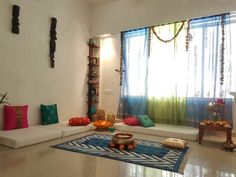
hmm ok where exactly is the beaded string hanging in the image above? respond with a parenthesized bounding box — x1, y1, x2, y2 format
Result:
(185, 20, 190, 51)
(220, 14, 226, 86)
(148, 27, 151, 57)
(119, 32, 125, 86)
(151, 21, 185, 43)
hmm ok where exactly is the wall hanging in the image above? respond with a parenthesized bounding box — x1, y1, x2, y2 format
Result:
(12, 5, 20, 34)
(50, 17, 57, 68)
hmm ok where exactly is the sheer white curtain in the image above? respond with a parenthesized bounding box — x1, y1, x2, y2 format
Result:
(148, 23, 188, 98)
(148, 14, 235, 125)
(185, 14, 234, 125)
(187, 15, 233, 98)
(148, 22, 188, 124)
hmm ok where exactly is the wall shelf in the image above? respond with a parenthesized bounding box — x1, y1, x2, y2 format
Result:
(88, 64, 100, 67)
(87, 42, 100, 120)
(89, 44, 100, 49)
(87, 81, 99, 85)
(87, 75, 99, 77)
(87, 101, 99, 104)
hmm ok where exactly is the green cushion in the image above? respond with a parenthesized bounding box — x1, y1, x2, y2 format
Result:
(137, 115, 155, 127)
(40, 104, 59, 125)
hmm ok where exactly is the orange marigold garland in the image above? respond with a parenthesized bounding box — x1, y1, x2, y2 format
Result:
(151, 21, 185, 43)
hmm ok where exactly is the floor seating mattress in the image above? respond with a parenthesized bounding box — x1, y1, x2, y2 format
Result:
(114, 123, 198, 141)
(0, 125, 62, 148)
(43, 122, 92, 137)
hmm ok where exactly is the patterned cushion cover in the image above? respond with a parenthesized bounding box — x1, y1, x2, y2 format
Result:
(40, 104, 59, 125)
(4, 105, 29, 131)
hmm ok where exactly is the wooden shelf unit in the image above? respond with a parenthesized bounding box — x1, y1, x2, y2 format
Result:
(87, 43, 100, 119)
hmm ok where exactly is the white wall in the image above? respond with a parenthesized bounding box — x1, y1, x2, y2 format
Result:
(99, 36, 120, 115)
(91, 0, 236, 36)
(0, 0, 91, 129)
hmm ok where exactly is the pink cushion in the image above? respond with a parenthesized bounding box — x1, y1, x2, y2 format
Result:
(4, 105, 29, 131)
(123, 116, 140, 126)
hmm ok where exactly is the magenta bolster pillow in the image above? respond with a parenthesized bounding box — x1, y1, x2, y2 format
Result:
(4, 105, 29, 131)
(123, 116, 140, 126)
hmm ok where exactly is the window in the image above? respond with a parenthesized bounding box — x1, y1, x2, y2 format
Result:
(122, 29, 149, 97)
(119, 13, 234, 124)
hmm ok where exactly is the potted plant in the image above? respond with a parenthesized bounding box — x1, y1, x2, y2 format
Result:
(0, 92, 9, 105)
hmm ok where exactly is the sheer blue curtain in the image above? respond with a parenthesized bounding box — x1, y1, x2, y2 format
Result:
(186, 14, 233, 126)
(118, 28, 149, 117)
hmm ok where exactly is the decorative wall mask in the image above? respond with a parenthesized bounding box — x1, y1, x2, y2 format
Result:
(50, 17, 57, 68)
(12, 5, 20, 34)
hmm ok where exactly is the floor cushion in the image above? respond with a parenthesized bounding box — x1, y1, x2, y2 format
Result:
(137, 115, 155, 127)
(123, 116, 140, 126)
(162, 138, 188, 149)
(40, 104, 59, 125)
(4, 105, 29, 130)
(69, 117, 90, 126)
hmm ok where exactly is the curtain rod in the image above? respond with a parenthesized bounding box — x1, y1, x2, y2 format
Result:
(99, 12, 230, 37)
(121, 12, 230, 34)
(190, 12, 229, 22)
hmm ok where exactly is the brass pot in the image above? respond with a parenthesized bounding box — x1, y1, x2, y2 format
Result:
(112, 133, 134, 145)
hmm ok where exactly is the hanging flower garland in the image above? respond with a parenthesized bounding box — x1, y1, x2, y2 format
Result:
(151, 21, 185, 43)
(220, 14, 226, 86)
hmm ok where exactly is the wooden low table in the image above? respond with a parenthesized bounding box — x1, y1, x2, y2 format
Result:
(199, 121, 235, 150)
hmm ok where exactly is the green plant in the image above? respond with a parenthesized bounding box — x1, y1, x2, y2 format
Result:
(0, 92, 9, 105)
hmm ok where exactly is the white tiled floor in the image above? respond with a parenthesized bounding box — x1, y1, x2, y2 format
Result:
(0, 131, 235, 177)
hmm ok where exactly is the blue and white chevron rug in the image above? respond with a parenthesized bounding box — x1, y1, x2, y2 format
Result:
(52, 133, 189, 173)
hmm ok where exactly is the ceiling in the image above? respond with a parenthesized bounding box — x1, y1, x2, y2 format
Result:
(86, 0, 118, 6)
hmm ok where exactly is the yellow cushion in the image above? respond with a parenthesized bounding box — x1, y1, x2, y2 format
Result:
(162, 138, 188, 149)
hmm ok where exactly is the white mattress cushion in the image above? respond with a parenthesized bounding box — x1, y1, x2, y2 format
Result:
(43, 122, 92, 137)
(0, 125, 62, 148)
(114, 122, 198, 141)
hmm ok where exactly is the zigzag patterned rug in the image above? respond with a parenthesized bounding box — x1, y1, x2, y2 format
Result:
(52, 133, 189, 173)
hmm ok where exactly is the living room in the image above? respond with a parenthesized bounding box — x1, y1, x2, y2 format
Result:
(0, 0, 236, 177)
